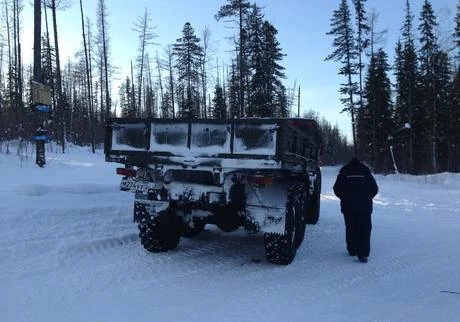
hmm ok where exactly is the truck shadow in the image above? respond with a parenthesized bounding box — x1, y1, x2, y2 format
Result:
(173, 226, 268, 265)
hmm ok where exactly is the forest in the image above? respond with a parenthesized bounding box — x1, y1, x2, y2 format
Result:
(326, 0, 459, 174)
(0, 0, 458, 174)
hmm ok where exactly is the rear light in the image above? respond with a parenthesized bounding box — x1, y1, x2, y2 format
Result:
(247, 175, 273, 186)
(116, 167, 136, 177)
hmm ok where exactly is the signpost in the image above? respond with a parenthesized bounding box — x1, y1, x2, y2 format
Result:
(32, 81, 52, 167)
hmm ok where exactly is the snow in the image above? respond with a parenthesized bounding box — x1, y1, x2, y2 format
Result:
(1, 145, 460, 322)
(151, 122, 188, 154)
(233, 123, 277, 155)
(112, 123, 148, 151)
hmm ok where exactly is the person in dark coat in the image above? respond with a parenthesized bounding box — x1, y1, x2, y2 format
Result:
(333, 157, 378, 263)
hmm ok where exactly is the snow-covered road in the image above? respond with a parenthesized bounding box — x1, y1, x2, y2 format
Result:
(1, 146, 459, 322)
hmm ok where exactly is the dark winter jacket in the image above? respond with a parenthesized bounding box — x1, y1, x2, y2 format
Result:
(333, 158, 378, 214)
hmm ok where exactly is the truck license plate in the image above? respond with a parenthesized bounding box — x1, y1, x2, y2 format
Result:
(120, 178, 151, 192)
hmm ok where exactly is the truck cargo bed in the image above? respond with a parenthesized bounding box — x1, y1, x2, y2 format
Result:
(105, 118, 321, 170)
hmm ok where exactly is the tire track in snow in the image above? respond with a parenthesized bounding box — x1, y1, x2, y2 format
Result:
(0, 205, 133, 280)
(60, 233, 139, 262)
(4, 194, 439, 304)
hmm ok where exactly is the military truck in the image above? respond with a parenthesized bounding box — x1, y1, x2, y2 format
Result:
(105, 117, 322, 265)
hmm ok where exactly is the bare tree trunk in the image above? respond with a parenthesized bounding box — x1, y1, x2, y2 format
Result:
(12, 0, 18, 124)
(12, 0, 25, 156)
(136, 9, 149, 116)
(166, 46, 175, 118)
(5, 0, 12, 116)
(344, 24, 357, 154)
(99, 0, 110, 122)
(50, 0, 65, 152)
(44, 1, 56, 109)
(0, 43, 4, 88)
(80, 0, 95, 153)
(99, 64, 103, 123)
(238, 5, 244, 117)
(87, 18, 95, 141)
(16, 0, 23, 104)
(144, 55, 153, 117)
(201, 26, 210, 119)
(130, 60, 136, 116)
(155, 51, 164, 117)
(33, 0, 42, 83)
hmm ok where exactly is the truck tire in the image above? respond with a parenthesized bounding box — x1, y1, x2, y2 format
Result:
(138, 210, 182, 252)
(294, 186, 307, 248)
(264, 186, 302, 265)
(306, 169, 321, 225)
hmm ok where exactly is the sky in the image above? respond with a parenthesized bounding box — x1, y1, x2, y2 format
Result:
(20, 0, 458, 140)
(1, 143, 460, 321)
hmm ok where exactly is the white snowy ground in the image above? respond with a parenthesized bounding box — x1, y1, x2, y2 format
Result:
(1, 145, 460, 322)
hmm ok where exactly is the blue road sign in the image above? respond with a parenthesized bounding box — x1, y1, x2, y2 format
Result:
(36, 105, 51, 113)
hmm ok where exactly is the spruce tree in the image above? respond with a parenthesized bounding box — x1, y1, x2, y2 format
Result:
(263, 21, 287, 117)
(212, 84, 227, 120)
(215, 0, 251, 117)
(352, 0, 370, 111)
(246, 4, 265, 117)
(451, 5, 460, 170)
(227, 61, 239, 119)
(326, 0, 359, 153)
(363, 49, 394, 173)
(119, 77, 136, 118)
(450, 67, 460, 171)
(418, 0, 439, 173)
(393, 0, 419, 173)
(173, 22, 203, 119)
(455, 4, 460, 62)
(432, 51, 452, 172)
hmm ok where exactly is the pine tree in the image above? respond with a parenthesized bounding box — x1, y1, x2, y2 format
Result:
(215, 0, 251, 117)
(352, 0, 370, 111)
(160, 91, 173, 118)
(418, 0, 439, 173)
(173, 22, 203, 119)
(260, 21, 286, 117)
(326, 0, 359, 153)
(212, 84, 227, 120)
(393, 0, 418, 173)
(227, 61, 239, 119)
(246, 10, 287, 118)
(432, 50, 452, 172)
(450, 5, 460, 170)
(362, 48, 394, 173)
(246, 4, 265, 117)
(455, 4, 460, 62)
(450, 66, 460, 171)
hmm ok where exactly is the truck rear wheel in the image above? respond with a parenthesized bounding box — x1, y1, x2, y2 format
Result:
(306, 170, 321, 225)
(138, 210, 182, 252)
(264, 186, 302, 265)
(294, 186, 307, 248)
